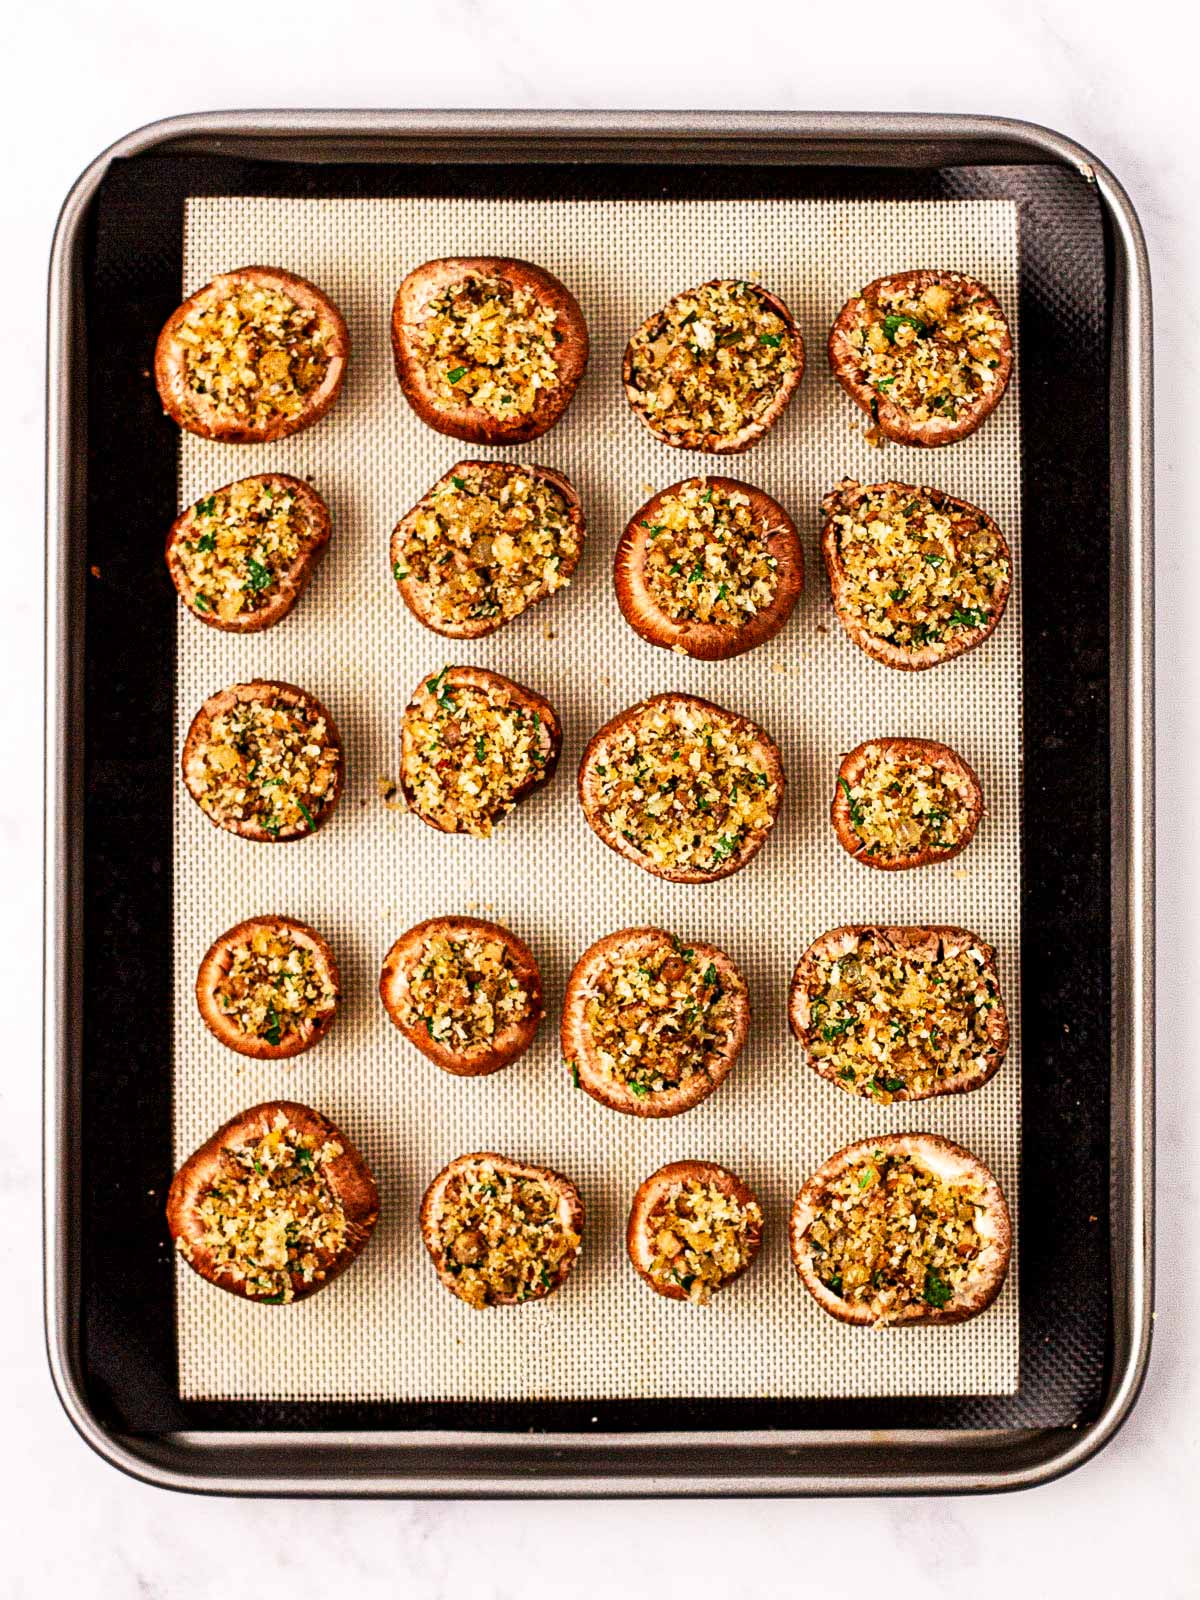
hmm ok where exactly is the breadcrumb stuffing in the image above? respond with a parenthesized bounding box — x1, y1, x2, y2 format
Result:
(575, 934, 742, 1098)
(626, 280, 798, 445)
(586, 698, 780, 874)
(401, 669, 555, 836)
(174, 477, 318, 622)
(418, 273, 562, 420)
(173, 279, 332, 430)
(839, 745, 973, 863)
(213, 924, 336, 1045)
(802, 1151, 985, 1321)
(827, 480, 1008, 659)
(180, 1113, 346, 1303)
(843, 275, 1007, 427)
(640, 479, 779, 628)
(395, 463, 578, 631)
(431, 1159, 580, 1308)
(393, 929, 533, 1055)
(799, 931, 1002, 1101)
(647, 1177, 761, 1303)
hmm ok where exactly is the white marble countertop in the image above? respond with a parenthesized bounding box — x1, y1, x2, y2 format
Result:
(5, 0, 1196, 1593)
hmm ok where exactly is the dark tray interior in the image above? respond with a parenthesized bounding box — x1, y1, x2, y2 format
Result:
(79, 152, 1111, 1438)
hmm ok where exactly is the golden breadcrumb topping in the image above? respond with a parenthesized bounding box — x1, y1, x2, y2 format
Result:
(418, 274, 562, 420)
(588, 700, 779, 874)
(191, 692, 339, 837)
(844, 277, 1007, 426)
(175, 478, 316, 622)
(432, 1160, 580, 1308)
(828, 483, 1008, 656)
(839, 746, 973, 862)
(395, 929, 533, 1054)
(626, 280, 798, 444)
(803, 1151, 984, 1319)
(647, 1177, 761, 1303)
(173, 280, 332, 429)
(574, 936, 739, 1098)
(178, 1114, 346, 1302)
(802, 933, 1001, 1101)
(395, 464, 577, 630)
(640, 480, 779, 628)
(213, 924, 336, 1045)
(402, 670, 553, 836)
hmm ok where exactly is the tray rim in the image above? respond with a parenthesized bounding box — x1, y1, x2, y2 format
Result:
(44, 107, 1154, 1498)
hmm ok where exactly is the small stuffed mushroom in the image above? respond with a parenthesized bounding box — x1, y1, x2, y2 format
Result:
(379, 916, 544, 1076)
(615, 476, 803, 660)
(391, 460, 585, 638)
(154, 266, 349, 443)
(578, 692, 785, 882)
(196, 915, 340, 1060)
(561, 927, 749, 1118)
(623, 279, 804, 452)
(181, 679, 343, 842)
(391, 257, 588, 444)
(790, 1132, 1012, 1326)
(166, 1100, 379, 1304)
(627, 1161, 763, 1302)
(828, 270, 1013, 447)
(400, 665, 561, 837)
(166, 473, 331, 632)
(420, 1152, 584, 1308)
(820, 479, 1011, 669)
(831, 736, 983, 870)
(788, 924, 1009, 1103)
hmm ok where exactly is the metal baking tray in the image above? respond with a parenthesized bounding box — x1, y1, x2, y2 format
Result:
(44, 110, 1153, 1496)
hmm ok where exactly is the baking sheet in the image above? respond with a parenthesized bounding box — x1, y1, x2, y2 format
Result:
(173, 193, 1021, 1403)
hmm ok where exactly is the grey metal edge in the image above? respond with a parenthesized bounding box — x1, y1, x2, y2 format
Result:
(44, 109, 1154, 1497)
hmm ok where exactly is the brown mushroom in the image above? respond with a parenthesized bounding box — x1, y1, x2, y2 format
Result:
(623, 279, 804, 452)
(820, 478, 1011, 669)
(400, 665, 561, 836)
(391, 257, 588, 445)
(391, 460, 585, 639)
(577, 692, 785, 882)
(831, 736, 982, 870)
(615, 476, 803, 660)
(166, 1100, 379, 1304)
(788, 924, 1009, 1101)
(790, 1132, 1011, 1326)
(828, 270, 1013, 447)
(561, 927, 749, 1118)
(196, 915, 341, 1060)
(181, 679, 343, 842)
(420, 1152, 584, 1308)
(627, 1160, 763, 1301)
(166, 474, 331, 633)
(379, 916, 544, 1076)
(154, 267, 349, 443)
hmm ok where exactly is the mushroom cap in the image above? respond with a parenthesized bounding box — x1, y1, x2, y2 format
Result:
(391, 256, 588, 444)
(626, 1159, 763, 1299)
(154, 266, 349, 443)
(577, 692, 785, 883)
(419, 1152, 584, 1306)
(827, 269, 1013, 447)
(166, 1100, 379, 1303)
(789, 1131, 1011, 1326)
(615, 476, 803, 660)
(379, 915, 544, 1076)
(561, 926, 750, 1117)
(165, 473, 331, 634)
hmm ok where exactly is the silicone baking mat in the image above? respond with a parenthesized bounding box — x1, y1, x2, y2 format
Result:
(173, 194, 1021, 1402)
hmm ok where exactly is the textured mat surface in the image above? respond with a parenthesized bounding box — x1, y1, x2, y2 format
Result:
(172, 193, 1022, 1402)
